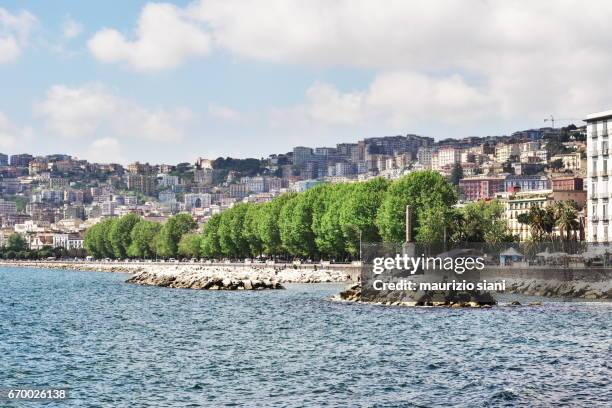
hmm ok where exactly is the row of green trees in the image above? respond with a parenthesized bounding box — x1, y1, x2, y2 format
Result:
(83, 171, 582, 261)
(83, 171, 518, 260)
(84, 213, 197, 259)
(517, 200, 582, 241)
(198, 171, 515, 260)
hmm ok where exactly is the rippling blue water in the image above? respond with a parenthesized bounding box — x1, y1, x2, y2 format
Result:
(0, 267, 610, 407)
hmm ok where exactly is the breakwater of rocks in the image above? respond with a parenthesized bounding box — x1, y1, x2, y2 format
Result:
(126, 271, 284, 290)
(500, 278, 611, 300)
(332, 283, 498, 307)
(0, 261, 351, 290)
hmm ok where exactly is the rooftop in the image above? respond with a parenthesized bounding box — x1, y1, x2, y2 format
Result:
(585, 109, 612, 122)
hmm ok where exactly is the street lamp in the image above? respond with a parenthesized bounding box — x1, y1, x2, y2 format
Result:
(358, 228, 362, 262)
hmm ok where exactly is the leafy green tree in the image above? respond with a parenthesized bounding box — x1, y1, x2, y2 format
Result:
(449, 163, 464, 185)
(218, 208, 236, 257)
(84, 218, 117, 258)
(279, 192, 317, 258)
(243, 204, 263, 257)
(127, 220, 162, 258)
(549, 159, 564, 171)
(257, 193, 295, 257)
(6, 233, 28, 252)
(316, 185, 347, 259)
(339, 178, 389, 256)
(100, 218, 117, 258)
(178, 233, 202, 258)
(414, 205, 457, 244)
(376, 171, 457, 243)
(229, 204, 250, 258)
(156, 213, 197, 257)
(200, 214, 222, 258)
(109, 213, 141, 258)
(454, 200, 515, 243)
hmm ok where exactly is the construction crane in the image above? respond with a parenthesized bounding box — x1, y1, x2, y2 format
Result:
(543, 115, 581, 129)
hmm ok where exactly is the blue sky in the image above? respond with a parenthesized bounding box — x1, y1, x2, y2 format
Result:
(0, 1, 610, 164)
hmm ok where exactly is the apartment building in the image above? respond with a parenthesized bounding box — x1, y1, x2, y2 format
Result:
(586, 109, 612, 242)
(495, 143, 520, 163)
(436, 147, 461, 169)
(459, 176, 505, 201)
(551, 152, 583, 172)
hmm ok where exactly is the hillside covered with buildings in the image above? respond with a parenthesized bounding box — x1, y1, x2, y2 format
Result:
(0, 120, 595, 256)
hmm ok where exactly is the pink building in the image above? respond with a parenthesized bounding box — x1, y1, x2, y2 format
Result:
(459, 176, 505, 201)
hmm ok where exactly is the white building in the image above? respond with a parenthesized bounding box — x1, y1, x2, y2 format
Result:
(417, 147, 433, 168)
(495, 143, 520, 163)
(551, 152, 583, 171)
(53, 233, 84, 250)
(184, 193, 212, 210)
(436, 147, 461, 169)
(586, 109, 612, 242)
(158, 174, 180, 187)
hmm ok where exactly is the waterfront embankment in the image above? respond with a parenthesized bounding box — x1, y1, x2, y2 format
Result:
(0, 260, 353, 290)
(1, 261, 611, 298)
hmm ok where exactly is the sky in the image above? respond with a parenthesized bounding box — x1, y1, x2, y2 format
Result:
(0, 0, 611, 165)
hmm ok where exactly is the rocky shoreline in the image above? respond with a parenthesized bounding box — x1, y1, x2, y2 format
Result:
(126, 271, 284, 290)
(2, 261, 611, 298)
(332, 283, 498, 307)
(0, 261, 351, 290)
(501, 278, 611, 300)
(332, 276, 612, 307)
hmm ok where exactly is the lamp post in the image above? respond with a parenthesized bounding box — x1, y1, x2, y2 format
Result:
(359, 228, 362, 262)
(349, 224, 363, 262)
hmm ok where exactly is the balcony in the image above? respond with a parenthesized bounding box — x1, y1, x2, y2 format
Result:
(598, 171, 609, 177)
(599, 193, 611, 199)
(603, 149, 610, 156)
(592, 215, 599, 222)
(591, 130, 599, 138)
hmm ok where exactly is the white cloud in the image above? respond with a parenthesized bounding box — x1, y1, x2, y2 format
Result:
(0, 7, 37, 63)
(189, 0, 612, 118)
(272, 72, 491, 130)
(35, 83, 192, 142)
(87, 0, 612, 125)
(85, 137, 126, 164)
(0, 111, 34, 150)
(207, 103, 240, 121)
(88, 3, 210, 71)
(62, 15, 82, 40)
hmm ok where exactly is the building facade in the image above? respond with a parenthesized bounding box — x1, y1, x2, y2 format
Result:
(586, 109, 612, 242)
(459, 176, 505, 201)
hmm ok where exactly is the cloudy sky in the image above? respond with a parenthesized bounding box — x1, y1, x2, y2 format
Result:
(0, 0, 611, 164)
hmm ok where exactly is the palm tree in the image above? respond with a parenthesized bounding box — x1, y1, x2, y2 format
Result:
(518, 205, 555, 241)
(555, 201, 580, 241)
